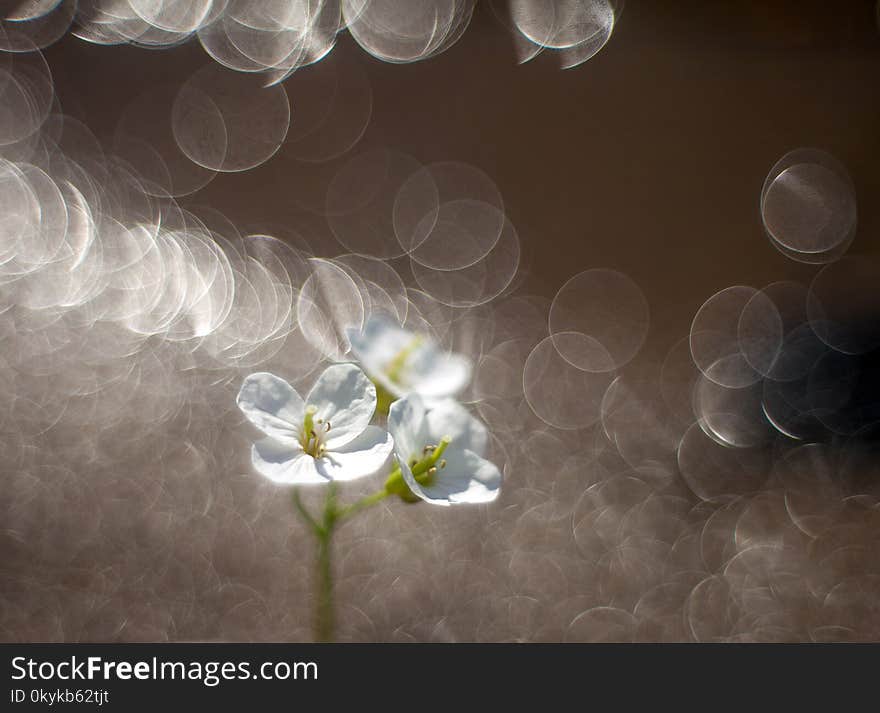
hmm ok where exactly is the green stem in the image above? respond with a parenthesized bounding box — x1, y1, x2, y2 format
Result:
(292, 489, 321, 535)
(291, 486, 337, 642)
(335, 489, 390, 520)
(315, 481, 338, 642)
(374, 380, 396, 416)
(291, 481, 391, 643)
(315, 528, 334, 643)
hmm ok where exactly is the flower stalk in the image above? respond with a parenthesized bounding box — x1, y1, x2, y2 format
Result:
(315, 482, 337, 643)
(293, 481, 395, 642)
(293, 484, 340, 643)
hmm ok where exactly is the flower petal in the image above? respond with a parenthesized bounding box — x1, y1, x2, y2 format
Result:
(425, 398, 488, 456)
(251, 437, 327, 485)
(444, 449, 502, 504)
(409, 349, 472, 398)
(404, 448, 501, 506)
(347, 316, 414, 374)
(316, 425, 394, 481)
(305, 363, 376, 448)
(388, 393, 429, 462)
(237, 372, 303, 440)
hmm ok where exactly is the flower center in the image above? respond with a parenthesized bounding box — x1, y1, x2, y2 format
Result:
(407, 435, 451, 486)
(383, 336, 423, 386)
(300, 405, 331, 459)
(384, 435, 452, 501)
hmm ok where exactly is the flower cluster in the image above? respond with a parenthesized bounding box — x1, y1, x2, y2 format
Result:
(237, 315, 501, 506)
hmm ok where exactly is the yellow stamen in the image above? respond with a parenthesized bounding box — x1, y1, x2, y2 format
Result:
(301, 405, 327, 458)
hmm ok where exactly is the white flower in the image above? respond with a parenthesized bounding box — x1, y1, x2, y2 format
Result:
(346, 315, 472, 408)
(386, 393, 501, 506)
(236, 364, 393, 485)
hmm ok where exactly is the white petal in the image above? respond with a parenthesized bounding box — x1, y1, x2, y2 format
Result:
(305, 363, 376, 448)
(407, 449, 501, 505)
(347, 316, 414, 374)
(387, 393, 429, 462)
(397, 458, 447, 506)
(237, 372, 303, 440)
(445, 449, 502, 504)
(409, 349, 472, 398)
(425, 398, 488, 456)
(251, 438, 327, 485)
(316, 425, 394, 481)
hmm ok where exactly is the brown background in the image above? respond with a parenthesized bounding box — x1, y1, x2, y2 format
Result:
(0, 0, 876, 644)
(44, 0, 880, 360)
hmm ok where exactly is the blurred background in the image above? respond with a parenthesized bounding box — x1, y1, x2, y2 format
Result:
(2, 0, 880, 641)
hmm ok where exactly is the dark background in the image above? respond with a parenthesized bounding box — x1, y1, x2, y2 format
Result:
(43, 0, 880, 364)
